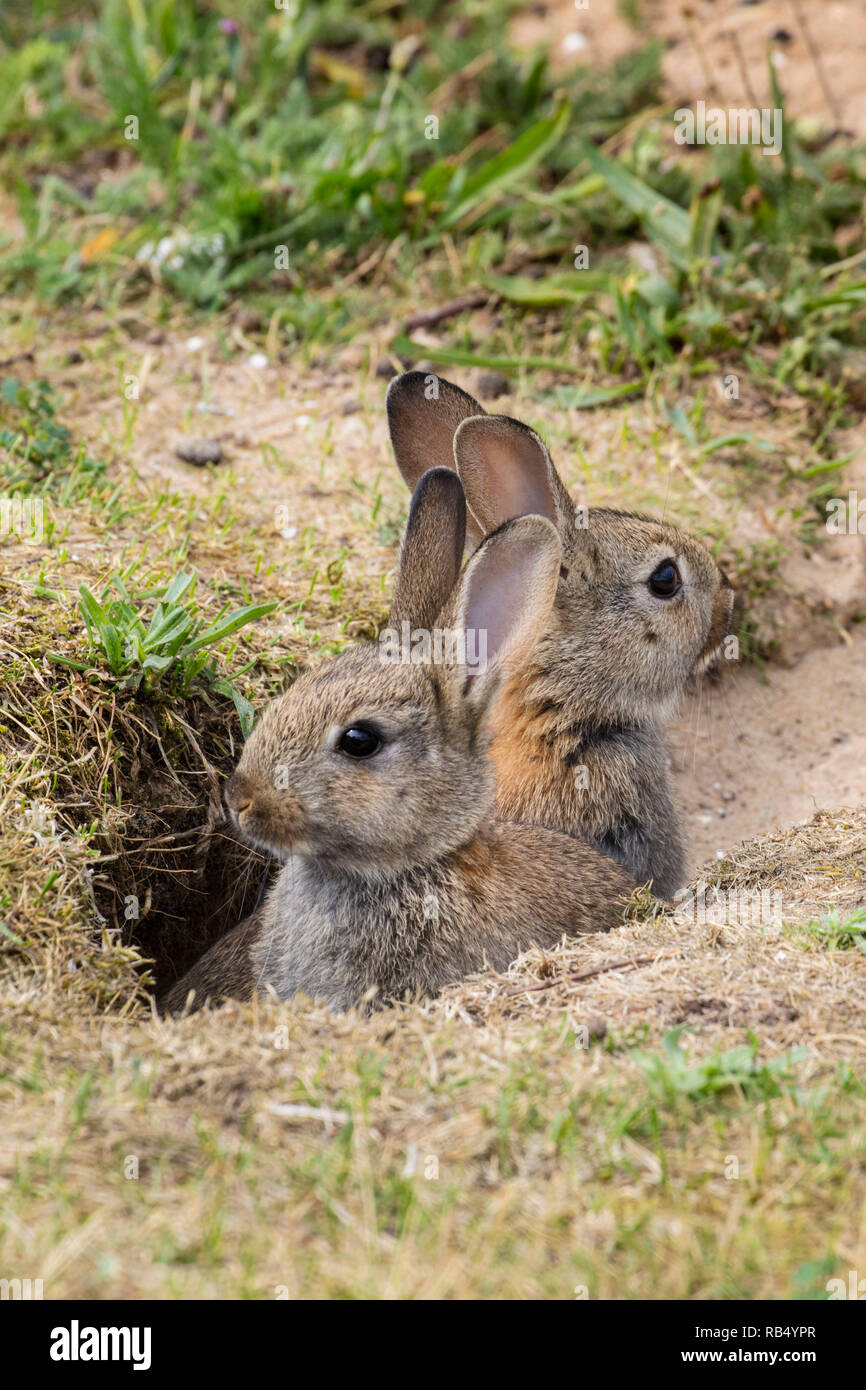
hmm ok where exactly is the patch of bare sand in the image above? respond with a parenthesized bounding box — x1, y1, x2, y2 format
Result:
(512, 0, 864, 138)
(673, 625, 866, 872)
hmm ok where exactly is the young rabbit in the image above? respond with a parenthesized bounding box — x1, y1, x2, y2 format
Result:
(161, 468, 634, 1015)
(386, 372, 737, 898)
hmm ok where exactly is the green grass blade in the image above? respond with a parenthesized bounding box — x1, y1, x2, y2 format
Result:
(389, 334, 593, 376)
(212, 678, 256, 738)
(177, 602, 277, 656)
(484, 271, 609, 307)
(576, 139, 691, 268)
(688, 182, 723, 266)
(144, 605, 192, 651)
(162, 570, 196, 606)
(432, 102, 570, 234)
(545, 381, 647, 408)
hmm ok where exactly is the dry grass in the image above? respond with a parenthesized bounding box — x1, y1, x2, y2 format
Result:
(447, 808, 866, 1053)
(1, 804, 864, 1299)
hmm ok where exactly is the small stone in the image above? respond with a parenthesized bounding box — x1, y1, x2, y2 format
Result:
(340, 397, 362, 416)
(247, 352, 268, 369)
(119, 315, 150, 337)
(175, 437, 223, 466)
(237, 307, 264, 332)
(367, 44, 391, 72)
(375, 359, 398, 379)
(65, 348, 84, 365)
(587, 1017, 607, 1043)
(477, 370, 510, 399)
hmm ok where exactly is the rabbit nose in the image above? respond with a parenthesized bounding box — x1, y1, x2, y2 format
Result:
(696, 574, 739, 673)
(224, 771, 252, 818)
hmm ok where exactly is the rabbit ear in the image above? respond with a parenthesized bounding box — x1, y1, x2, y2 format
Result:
(388, 467, 467, 630)
(386, 372, 486, 549)
(454, 415, 573, 539)
(445, 515, 561, 716)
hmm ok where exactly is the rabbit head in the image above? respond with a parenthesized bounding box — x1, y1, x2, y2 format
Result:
(387, 371, 736, 729)
(225, 468, 562, 875)
(454, 415, 736, 728)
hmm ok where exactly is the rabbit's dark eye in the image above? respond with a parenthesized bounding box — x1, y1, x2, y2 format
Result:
(337, 726, 382, 759)
(648, 560, 682, 599)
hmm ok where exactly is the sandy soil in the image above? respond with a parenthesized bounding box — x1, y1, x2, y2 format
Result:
(674, 624, 866, 871)
(513, 0, 865, 138)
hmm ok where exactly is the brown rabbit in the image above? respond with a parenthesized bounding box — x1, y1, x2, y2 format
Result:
(386, 372, 737, 898)
(161, 468, 634, 1015)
